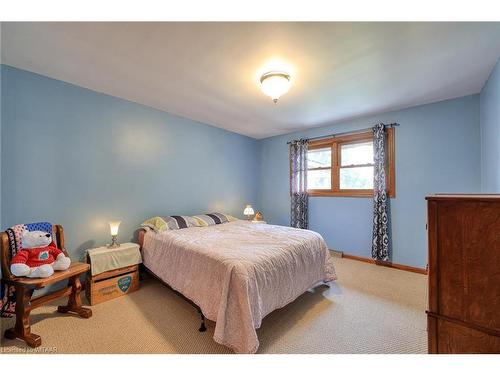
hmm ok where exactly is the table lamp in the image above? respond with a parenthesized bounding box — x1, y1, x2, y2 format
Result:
(108, 220, 121, 248)
(243, 205, 254, 221)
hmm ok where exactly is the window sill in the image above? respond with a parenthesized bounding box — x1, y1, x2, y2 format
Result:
(308, 190, 395, 198)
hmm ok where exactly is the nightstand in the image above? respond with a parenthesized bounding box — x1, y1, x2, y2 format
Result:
(85, 242, 142, 305)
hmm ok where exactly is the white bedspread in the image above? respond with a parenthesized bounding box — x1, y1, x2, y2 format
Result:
(142, 220, 336, 353)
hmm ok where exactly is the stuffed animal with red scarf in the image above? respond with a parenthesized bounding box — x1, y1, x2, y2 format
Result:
(10, 230, 71, 278)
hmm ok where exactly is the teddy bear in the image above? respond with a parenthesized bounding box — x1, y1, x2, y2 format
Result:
(10, 230, 71, 278)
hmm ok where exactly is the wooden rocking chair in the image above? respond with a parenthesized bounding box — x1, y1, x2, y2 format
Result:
(1, 224, 92, 348)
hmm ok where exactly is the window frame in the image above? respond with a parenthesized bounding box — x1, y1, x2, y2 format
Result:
(307, 128, 395, 198)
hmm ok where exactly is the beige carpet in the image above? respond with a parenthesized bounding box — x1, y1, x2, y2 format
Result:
(0, 258, 428, 354)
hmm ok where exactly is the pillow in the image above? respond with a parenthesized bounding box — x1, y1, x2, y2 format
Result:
(225, 214, 239, 222)
(141, 217, 168, 232)
(192, 213, 234, 226)
(141, 216, 201, 231)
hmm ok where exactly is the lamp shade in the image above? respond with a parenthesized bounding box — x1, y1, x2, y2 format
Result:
(109, 221, 121, 236)
(243, 205, 254, 216)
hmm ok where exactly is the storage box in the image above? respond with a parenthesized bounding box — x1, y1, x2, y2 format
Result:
(85, 243, 142, 305)
(86, 264, 139, 305)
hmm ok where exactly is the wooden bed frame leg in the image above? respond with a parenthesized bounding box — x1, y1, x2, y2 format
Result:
(198, 309, 207, 332)
(3, 286, 41, 348)
(57, 275, 92, 318)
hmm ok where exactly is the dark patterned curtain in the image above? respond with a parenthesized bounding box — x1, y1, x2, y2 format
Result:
(372, 124, 390, 261)
(289, 139, 309, 229)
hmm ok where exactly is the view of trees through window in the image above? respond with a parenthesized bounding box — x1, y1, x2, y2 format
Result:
(302, 129, 394, 197)
(339, 141, 374, 189)
(306, 141, 374, 190)
(307, 147, 331, 189)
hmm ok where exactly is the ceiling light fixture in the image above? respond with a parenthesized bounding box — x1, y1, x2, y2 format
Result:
(260, 71, 291, 104)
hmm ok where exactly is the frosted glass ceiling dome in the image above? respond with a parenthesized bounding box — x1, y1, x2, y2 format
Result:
(260, 71, 291, 103)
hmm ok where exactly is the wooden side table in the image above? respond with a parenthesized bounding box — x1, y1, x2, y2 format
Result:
(86, 242, 142, 305)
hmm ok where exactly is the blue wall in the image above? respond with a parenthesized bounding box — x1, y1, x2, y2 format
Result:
(258, 95, 481, 268)
(480, 57, 500, 192)
(1, 65, 259, 259)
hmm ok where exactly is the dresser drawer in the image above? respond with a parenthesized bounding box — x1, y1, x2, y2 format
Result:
(426, 195, 500, 354)
(435, 200, 500, 329)
(436, 319, 500, 354)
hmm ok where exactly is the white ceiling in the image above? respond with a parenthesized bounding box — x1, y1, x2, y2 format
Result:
(2, 22, 500, 139)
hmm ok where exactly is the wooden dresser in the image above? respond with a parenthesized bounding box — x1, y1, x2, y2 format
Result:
(426, 194, 500, 353)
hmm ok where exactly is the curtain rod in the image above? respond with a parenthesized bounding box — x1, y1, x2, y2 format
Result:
(286, 122, 399, 145)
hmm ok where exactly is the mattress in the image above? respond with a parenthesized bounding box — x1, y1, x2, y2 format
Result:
(142, 220, 336, 353)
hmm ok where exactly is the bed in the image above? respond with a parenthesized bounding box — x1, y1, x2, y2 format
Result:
(138, 220, 336, 353)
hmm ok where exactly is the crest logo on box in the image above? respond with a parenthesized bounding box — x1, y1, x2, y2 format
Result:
(118, 276, 132, 293)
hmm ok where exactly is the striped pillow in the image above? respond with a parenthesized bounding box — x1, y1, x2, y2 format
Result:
(141, 216, 201, 232)
(192, 213, 233, 226)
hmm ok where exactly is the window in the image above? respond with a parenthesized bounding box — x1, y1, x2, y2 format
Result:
(306, 147, 332, 189)
(306, 129, 395, 197)
(339, 141, 374, 190)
